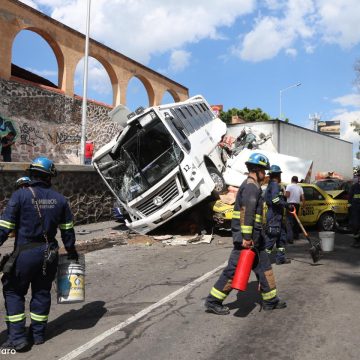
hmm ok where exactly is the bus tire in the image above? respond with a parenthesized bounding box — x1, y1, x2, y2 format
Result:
(207, 166, 227, 198)
(318, 212, 335, 231)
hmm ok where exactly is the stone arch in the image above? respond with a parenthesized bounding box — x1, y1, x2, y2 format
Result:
(161, 89, 180, 104)
(126, 75, 155, 109)
(74, 55, 117, 105)
(12, 27, 64, 88)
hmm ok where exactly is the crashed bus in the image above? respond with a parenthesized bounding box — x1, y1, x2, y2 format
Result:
(93, 95, 227, 234)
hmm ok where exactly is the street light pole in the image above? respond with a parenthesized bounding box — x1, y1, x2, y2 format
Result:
(279, 82, 301, 120)
(80, 0, 91, 165)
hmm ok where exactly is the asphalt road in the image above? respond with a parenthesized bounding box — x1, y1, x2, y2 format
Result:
(0, 231, 359, 360)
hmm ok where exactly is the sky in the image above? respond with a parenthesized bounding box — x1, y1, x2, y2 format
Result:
(14, 0, 360, 166)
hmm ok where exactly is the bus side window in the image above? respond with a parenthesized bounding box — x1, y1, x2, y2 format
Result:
(168, 110, 191, 151)
(185, 106, 200, 130)
(200, 103, 214, 122)
(179, 107, 195, 134)
(171, 109, 190, 136)
(195, 104, 208, 125)
(189, 105, 204, 127)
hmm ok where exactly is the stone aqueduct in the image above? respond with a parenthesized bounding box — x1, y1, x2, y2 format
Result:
(0, 0, 189, 106)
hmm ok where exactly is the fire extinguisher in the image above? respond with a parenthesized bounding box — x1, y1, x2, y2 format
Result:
(231, 249, 256, 291)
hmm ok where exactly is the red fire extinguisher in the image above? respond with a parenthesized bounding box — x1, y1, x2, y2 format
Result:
(232, 249, 255, 291)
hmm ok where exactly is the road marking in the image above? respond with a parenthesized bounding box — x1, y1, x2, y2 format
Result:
(59, 261, 227, 360)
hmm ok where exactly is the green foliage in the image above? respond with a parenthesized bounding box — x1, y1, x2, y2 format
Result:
(350, 120, 360, 135)
(219, 107, 271, 124)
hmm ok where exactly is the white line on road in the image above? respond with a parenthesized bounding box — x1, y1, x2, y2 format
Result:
(59, 261, 227, 360)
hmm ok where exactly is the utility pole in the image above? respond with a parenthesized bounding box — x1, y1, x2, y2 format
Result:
(279, 82, 301, 120)
(80, 0, 91, 165)
(309, 113, 321, 131)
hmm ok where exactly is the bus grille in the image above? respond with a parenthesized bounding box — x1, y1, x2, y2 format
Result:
(136, 177, 180, 217)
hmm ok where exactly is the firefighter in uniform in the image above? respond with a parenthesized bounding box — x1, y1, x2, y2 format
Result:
(349, 170, 360, 248)
(0, 157, 78, 351)
(264, 165, 293, 265)
(204, 153, 287, 315)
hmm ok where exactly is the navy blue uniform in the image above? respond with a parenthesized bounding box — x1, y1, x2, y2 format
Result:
(206, 176, 280, 306)
(0, 180, 75, 346)
(264, 180, 288, 263)
(348, 182, 360, 235)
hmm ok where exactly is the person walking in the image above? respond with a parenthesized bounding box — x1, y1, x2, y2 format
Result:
(285, 176, 305, 242)
(0, 157, 78, 351)
(204, 153, 287, 315)
(348, 170, 360, 248)
(264, 165, 293, 265)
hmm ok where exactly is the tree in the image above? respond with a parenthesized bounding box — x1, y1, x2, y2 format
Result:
(219, 107, 271, 124)
(351, 120, 360, 159)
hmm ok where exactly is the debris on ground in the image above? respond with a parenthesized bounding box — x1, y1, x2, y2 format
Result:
(160, 233, 214, 246)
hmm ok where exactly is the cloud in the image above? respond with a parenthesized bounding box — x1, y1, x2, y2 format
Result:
(333, 93, 360, 108)
(22, 0, 256, 65)
(232, 0, 360, 62)
(331, 110, 360, 166)
(233, 0, 315, 61)
(168, 50, 191, 73)
(20, 0, 39, 8)
(75, 58, 112, 96)
(316, 0, 360, 48)
(285, 48, 297, 57)
(26, 67, 57, 78)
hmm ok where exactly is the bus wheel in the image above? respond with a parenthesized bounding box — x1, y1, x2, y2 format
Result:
(207, 166, 227, 197)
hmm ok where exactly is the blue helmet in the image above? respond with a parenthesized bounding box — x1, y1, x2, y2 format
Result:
(28, 157, 57, 176)
(15, 176, 31, 189)
(245, 152, 270, 170)
(268, 164, 282, 174)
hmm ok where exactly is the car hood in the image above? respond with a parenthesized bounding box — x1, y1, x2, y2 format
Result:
(326, 190, 345, 199)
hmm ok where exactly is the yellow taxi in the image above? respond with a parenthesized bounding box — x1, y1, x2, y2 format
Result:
(212, 183, 349, 231)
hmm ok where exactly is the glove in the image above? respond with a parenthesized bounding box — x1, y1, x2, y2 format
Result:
(66, 249, 79, 262)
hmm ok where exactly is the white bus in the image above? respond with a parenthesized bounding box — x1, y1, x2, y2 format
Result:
(93, 95, 227, 234)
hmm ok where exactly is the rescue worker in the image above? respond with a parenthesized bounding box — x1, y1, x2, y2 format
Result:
(0, 157, 78, 351)
(348, 170, 360, 248)
(204, 153, 287, 315)
(264, 165, 293, 265)
(15, 176, 31, 189)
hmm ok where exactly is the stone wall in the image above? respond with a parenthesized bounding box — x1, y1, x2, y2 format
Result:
(0, 78, 122, 163)
(0, 163, 114, 224)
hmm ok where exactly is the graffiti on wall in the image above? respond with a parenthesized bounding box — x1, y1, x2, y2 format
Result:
(48, 131, 81, 145)
(0, 114, 17, 138)
(19, 122, 44, 146)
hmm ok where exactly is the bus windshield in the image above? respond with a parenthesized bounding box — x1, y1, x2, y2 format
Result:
(96, 117, 183, 202)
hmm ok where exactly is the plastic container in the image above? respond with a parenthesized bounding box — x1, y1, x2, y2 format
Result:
(319, 231, 335, 252)
(57, 254, 85, 304)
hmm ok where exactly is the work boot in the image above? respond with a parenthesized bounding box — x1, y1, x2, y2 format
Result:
(28, 325, 45, 345)
(1, 339, 30, 352)
(276, 258, 291, 265)
(205, 301, 230, 315)
(262, 299, 287, 311)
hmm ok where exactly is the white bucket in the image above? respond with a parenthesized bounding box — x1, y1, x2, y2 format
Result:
(57, 254, 85, 304)
(319, 231, 335, 252)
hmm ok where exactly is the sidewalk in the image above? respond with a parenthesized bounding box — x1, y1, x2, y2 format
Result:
(0, 221, 129, 256)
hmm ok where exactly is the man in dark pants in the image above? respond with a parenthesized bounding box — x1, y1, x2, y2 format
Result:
(204, 153, 287, 315)
(285, 175, 305, 242)
(349, 171, 360, 248)
(265, 165, 293, 265)
(0, 157, 78, 351)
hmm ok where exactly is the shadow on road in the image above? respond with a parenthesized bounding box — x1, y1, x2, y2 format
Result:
(226, 281, 261, 317)
(0, 301, 108, 344)
(46, 301, 107, 340)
